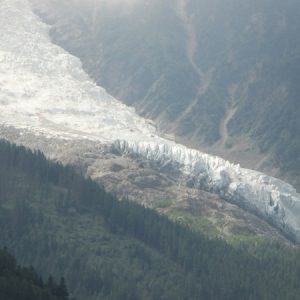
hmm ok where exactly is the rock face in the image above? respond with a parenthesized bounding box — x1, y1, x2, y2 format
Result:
(31, 0, 300, 189)
(0, 0, 299, 242)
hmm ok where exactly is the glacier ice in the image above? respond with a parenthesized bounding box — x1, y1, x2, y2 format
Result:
(1, 0, 300, 242)
(113, 140, 300, 241)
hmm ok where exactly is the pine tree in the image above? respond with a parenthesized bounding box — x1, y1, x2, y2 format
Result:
(56, 277, 69, 300)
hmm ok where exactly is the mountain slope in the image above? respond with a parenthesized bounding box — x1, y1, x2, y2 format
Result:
(2, 139, 300, 299)
(33, 0, 300, 189)
(1, 0, 300, 243)
(0, 139, 204, 300)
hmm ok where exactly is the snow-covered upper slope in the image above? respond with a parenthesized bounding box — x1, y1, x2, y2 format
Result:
(0, 0, 159, 143)
(1, 0, 300, 242)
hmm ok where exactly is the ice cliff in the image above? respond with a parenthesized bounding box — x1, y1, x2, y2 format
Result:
(1, 0, 300, 242)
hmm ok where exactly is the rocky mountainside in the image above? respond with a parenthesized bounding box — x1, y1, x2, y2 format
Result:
(32, 0, 300, 189)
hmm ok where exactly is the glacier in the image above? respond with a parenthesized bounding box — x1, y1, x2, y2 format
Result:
(1, 0, 300, 242)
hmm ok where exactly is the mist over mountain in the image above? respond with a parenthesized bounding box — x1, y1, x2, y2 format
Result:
(32, 0, 300, 189)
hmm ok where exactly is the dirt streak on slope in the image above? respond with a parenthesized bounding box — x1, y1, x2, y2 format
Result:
(176, 0, 203, 79)
(175, 0, 214, 125)
(219, 106, 238, 148)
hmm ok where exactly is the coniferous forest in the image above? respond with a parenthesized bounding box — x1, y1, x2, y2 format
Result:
(0, 248, 69, 300)
(1, 139, 300, 299)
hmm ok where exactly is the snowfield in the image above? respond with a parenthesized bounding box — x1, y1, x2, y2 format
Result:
(1, 0, 300, 242)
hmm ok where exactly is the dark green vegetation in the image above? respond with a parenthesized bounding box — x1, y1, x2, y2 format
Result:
(1, 139, 300, 299)
(33, 0, 300, 188)
(0, 248, 69, 300)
